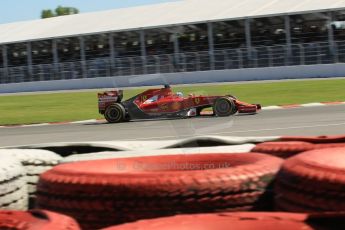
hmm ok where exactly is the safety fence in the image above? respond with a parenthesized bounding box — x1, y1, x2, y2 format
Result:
(1, 41, 345, 84)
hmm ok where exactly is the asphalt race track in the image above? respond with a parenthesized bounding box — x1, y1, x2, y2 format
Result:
(1, 104, 345, 147)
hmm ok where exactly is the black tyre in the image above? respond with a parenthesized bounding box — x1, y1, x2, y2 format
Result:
(104, 103, 126, 123)
(213, 97, 237, 117)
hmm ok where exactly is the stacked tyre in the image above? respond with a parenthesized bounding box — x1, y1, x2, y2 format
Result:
(252, 141, 345, 158)
(36, 153, 283, 229)
(0, 156, 28, 211)
(275, 147, 345, 212)
(102, 212, 345, 230)
(0, 149, 62, 208)
(0, 209, 80, 229)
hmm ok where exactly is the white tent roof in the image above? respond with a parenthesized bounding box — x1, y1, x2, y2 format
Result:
(0, 0, 345, 45)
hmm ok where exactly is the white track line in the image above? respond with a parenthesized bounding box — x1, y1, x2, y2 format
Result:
(300, 103, 325, 107)
(22, 123, 49, 127)
(261, 106, 283, 110)
(70, 119, 98, 124)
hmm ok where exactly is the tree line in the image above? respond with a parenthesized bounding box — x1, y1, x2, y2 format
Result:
(41, 6, 79, 19)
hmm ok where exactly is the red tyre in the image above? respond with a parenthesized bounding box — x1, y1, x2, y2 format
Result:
(275, 147, 345, 212)
(37, 153, 283, 229)
(280, 135, 345, 143)
(251, 141, 315, 158)
(314, 143, 345, 149)
(0, 209, 80, 230)
(102, 212, 345, 230)
(252, 141, 345, 158)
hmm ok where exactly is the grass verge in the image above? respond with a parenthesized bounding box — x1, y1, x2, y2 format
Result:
(0, 78, 344, 125)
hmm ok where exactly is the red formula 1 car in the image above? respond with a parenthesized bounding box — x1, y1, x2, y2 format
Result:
(98, 85, 261, 123)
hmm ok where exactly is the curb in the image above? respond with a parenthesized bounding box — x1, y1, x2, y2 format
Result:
(262, 101, 345, 110)
(1, 102, 344, 128)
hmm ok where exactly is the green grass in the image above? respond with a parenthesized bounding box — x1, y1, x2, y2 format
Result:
(0, 79, 345, 125)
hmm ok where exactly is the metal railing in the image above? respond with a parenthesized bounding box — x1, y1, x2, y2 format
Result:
(1, 41, 344, 84)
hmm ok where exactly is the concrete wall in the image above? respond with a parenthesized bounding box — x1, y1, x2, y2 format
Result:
(1, 64, 345, 93)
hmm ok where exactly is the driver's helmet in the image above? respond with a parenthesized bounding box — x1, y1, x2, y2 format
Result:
(176, 92, 184, 97)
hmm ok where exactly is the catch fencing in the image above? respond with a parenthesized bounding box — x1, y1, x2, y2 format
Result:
(1, 41, 344, 84)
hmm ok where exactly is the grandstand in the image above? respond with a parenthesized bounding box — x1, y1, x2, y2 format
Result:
(0, 0, 345, 92)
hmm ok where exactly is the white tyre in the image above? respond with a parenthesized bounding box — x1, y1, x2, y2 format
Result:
(0, 156, 28, 210)
(0, 149, 61, 207)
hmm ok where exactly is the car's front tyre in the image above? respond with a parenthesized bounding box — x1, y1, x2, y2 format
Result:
(213, 97, 237, 117)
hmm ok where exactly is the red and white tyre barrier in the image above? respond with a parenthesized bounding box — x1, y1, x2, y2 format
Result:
(0, 209, 80, 230)
(102, 212, 345, 230)
(275, 147, 345, 212)
(36, 153, 283, 229)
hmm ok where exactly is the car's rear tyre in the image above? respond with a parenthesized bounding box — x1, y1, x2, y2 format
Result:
(104, 103, 126, 123)
(213, 97, 237, 117)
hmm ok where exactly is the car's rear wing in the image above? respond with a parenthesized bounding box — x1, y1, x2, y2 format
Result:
(98, 90, 123, 114)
